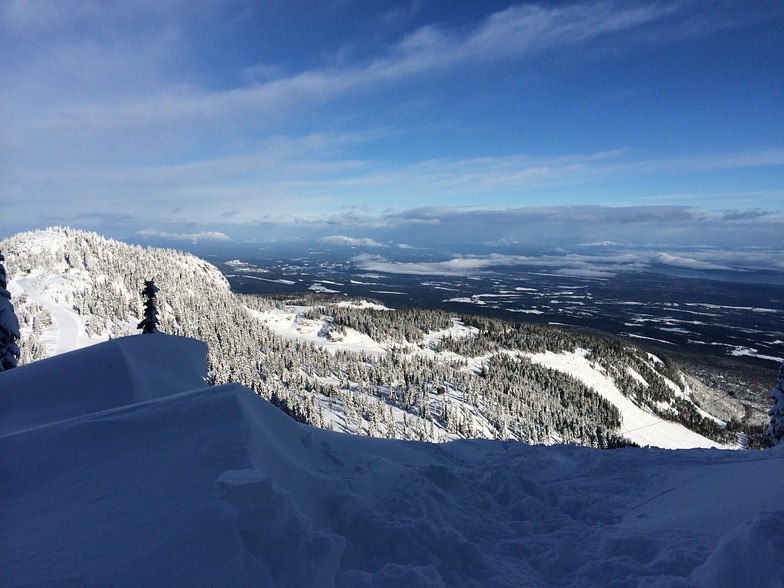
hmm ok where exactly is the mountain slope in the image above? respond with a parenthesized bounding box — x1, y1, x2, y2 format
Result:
(1, 227, 749, 448)
(4, 227, 229, 352)
(2, 334, 783, 587)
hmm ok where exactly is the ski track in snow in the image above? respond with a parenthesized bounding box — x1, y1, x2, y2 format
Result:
(12, 276, 94, 355)
(528, 350, 726, 449)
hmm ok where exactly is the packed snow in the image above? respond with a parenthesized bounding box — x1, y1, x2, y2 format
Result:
(3, 334, 783, 587)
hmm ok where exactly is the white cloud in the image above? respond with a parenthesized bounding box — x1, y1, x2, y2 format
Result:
(136, 229, 232, 243)
(352, 243, 784, 278)
(579, 241, 622, 247)
(648, 252, 733, 271)
(351, 255, 471, 276)
(352, 252, 645, 277)
(319, 236, 386, 248)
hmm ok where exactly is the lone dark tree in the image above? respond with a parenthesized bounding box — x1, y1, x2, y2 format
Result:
(765, 363, 784, 445)
(0, 251, 20, 371)
(137, 279, 160, 334)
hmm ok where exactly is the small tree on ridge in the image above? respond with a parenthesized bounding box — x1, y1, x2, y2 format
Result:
(137, 279, 160, 334)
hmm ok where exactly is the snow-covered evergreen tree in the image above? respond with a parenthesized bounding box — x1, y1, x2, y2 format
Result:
(137, 279, 160, 334)
(765, 363, 784, 445)
(0, 251, 20, 371)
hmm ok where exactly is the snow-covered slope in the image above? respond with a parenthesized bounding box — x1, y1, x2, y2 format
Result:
(0, 227, 748, 449)
(528, 350, 721, 449)
(2, 335, 783, 587)
(4, 227, 229, 356)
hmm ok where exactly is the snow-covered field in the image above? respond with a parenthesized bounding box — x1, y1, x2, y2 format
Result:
(2, 334, 782, 587)
(248, 305, 387, 356)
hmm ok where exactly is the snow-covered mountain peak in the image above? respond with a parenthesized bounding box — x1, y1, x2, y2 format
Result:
(2, 226, 230, 356)
(7, 227, 69, 256)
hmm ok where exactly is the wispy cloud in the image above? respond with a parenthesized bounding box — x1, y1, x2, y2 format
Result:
(60, 147, 777, 226)
(387, 2, 676, 67)
(2, 1, 781, 243)
(721, 209, 772, 221)
(3, 2, 693, 142)
(283, 204, 784, 253)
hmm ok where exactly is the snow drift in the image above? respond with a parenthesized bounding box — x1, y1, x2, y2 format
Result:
(2, 335, 783, 587)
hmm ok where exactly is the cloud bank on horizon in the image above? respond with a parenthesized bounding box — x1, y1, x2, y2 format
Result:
(1, 0, 782, 255)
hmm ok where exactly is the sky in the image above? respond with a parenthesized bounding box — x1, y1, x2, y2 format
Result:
(1, 0, 783, 257)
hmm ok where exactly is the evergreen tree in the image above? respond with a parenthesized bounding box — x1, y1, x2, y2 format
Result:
(137, 279, 160, 334)
(0, 251, 20, 371)
(765, 363, 784, 445)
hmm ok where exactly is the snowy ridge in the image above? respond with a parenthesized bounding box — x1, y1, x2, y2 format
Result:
(0, 334, 208, 435)
(2, 335, 783, 586)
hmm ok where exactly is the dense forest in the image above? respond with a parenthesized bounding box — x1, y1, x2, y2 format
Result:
(1, 228, 759, 447)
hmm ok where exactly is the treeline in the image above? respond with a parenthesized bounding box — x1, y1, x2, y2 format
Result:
(302, 305, 453, 344)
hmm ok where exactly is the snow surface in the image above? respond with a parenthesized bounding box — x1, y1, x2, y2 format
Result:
(3, 335, 783, 587)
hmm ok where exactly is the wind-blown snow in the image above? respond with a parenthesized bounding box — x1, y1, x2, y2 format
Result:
(2, 335, 782, 587)
(0, 334, 207, 435)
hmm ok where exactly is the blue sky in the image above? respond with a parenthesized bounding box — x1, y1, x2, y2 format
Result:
(1, 1, 783, 258)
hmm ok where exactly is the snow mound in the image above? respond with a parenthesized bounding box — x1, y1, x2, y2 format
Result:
(0, 334, 207, 435)
(3, 335, 784, 586)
